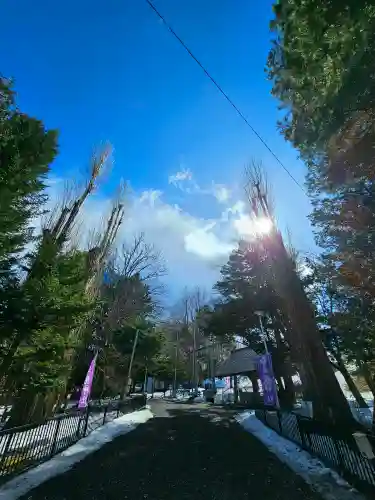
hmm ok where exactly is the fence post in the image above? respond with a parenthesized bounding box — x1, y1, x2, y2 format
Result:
(83, 406, 90, 436)
(333, 435, 346, 472)
(277, 410, 282, 434)
(50, 417, 62, 457)
(103, 405, 108, 425)
(76, 413, 83, 439)
(296, 414, 307, 449)
(0, 432, 13, 472)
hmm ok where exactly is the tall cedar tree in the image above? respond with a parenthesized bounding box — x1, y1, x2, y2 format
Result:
(0, 78, 57, 276)
(267, 2, 375, 413)
(0, 77, 57, 369)
(268, 1, 375, 158)
(208, 241, 296, 407)
(6, 248, 95, 426)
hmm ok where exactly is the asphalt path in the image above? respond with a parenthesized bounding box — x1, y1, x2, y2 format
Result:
(21, 400, 321, 499)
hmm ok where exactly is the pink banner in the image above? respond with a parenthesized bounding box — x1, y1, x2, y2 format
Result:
(78, 353, 97, 409)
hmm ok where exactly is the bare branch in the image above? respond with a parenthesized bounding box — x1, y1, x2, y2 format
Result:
(244, 160, 275, 219)
(114, 233, 167, 284)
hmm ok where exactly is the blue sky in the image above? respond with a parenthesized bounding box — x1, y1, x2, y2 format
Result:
(2, 0, 317, 300)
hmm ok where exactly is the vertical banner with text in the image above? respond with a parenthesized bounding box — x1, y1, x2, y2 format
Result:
(257, 353, 279, 407)
(78, 353, 98, 409)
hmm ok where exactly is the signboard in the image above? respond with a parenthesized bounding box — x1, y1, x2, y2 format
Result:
(78, 353, 98, 409)
(257, 353, 279, 407)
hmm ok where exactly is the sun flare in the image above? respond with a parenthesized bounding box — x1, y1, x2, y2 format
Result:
(234, 215, 273, 238)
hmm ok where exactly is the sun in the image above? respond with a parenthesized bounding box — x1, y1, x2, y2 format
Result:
(253, 216, 273, 235)
(234, 215, 273, 238)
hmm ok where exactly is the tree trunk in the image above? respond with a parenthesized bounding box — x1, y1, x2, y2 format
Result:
(332, 359, 368, 408)
(273, 327, 295, 408)
(0, 339, 25, 380)
(269, 236, 354, 424)
(7, 390, 46, 427)
(358, 360, 375, 397)
(281, 371, 296, 409)
(250, 371, 259, 393)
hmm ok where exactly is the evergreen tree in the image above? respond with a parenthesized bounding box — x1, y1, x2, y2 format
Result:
(6, 249, 95, 426)
(207, 241, 296, 407)
(268, 1, 375, 158)
(0, 77, 57, 276)
(304, 256, 372, 407)
(0, 77, 57, 367)
(267, 3, 375, 421)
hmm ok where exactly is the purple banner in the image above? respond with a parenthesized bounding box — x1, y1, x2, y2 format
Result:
(78, 353, 97, 409)
(257, 353, 279, 407)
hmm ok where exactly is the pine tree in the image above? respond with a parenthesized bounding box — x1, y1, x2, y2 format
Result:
(0, 77, 57, 275)
(266, 3, 375, 422)
(267, 1, 375, 159)
(304, 256, 371, 407)
(0, 77, 57, 389)
(6, 249, 95, 426)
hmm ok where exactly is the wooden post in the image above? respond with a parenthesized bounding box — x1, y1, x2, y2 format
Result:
(234, 375, 238, 403)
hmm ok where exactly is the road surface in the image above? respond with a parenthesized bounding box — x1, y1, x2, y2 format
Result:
(21, 401, 321, 499)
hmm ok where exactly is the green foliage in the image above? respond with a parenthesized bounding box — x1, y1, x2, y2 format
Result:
(10, 250, 94, 392)
(113, 319, 159, 361)
(307, 170, 375, 296)
(150, 353, 188, 384)
(208, 241, 282, 350)
(268, 0, 375, 155)
(303, 255, 375, 398)
(267, 3, 375, 399)
(0, 75, 162, 423)
(0, 77, 57, 276)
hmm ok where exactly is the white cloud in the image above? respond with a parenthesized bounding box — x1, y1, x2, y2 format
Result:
(39, 174, 264, 300)
(184, 222, 234, 259)
(168, 172, 232, 206)
(139, 189, 162, 206)
(168, 168, 193, 185)
(40, 180, 234, 298)
(221, 200, 246, 221)
(212, 184, 231, 203)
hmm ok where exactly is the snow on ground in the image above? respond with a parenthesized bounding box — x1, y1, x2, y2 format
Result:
(236, 411, 366, 500)
(147, 389, 205, 401)
(0, 410, 121, 459)
(0, 408, 153, 500)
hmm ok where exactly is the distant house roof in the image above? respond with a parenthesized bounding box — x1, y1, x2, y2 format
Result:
(215, 347, 259, 377)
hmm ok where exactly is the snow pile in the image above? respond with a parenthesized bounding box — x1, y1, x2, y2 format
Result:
(192, 395, 205, 403)
(0, 414, 84, 456)
(347, 400, 374, 428)
(0, 409, 126, 463)
(0, 408, 153, 500)
(214, 388, 234, 404)
(236, 411, 366, 500)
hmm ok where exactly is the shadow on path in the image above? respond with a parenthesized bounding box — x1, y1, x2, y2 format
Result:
(21, 402, 321, 500)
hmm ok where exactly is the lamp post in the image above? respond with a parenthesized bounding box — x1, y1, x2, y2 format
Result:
(173, 329, 179, 398)
(122, 327, 140, 399)
(254, 310, 268, 353)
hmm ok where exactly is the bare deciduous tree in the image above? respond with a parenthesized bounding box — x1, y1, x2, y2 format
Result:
(102, 233, 167, 327)
(109, 232, 167, 301)
(115, 233, 167, 283)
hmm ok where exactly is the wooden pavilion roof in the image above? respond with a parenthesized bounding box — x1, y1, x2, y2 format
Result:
(215, 347, 259, 377)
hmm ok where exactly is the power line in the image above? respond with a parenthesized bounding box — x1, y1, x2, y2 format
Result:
(145, 0, 306, 194)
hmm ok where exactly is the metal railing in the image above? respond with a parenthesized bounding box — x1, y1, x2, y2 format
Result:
(0, 395, 146, 483)
(255, 408, 375, 497)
